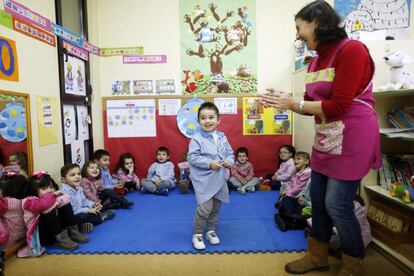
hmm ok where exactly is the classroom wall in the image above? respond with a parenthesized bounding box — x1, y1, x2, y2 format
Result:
(0, 0, 64, 180)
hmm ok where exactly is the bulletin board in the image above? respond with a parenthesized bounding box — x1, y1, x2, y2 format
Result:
(102, 94, 292, 178)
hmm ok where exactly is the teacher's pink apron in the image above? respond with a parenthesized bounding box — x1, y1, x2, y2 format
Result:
(305, 39, 382, 181)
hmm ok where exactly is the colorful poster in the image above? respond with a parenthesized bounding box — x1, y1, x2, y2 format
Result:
(123, 55, 167, 64)
(106, 99, 156, 138)
(4, 0, 52, 31)
(155, 79, 176, 94)
(64, 55, 86, 96)
(179, 0, 257, 94)
(71, 140, 85, 168)
(112, 80, 132, 95)
(0, 9, 12, 29)
(76, 105, 89, 141)
(132, 80, 153, 95)
(335, 0, 412, 40)
(100, 46, 144, 57)
(63, 104, 76, 145)
(0, 36, 19, 81)
(82, 40, 100, 55)
(158, 99, 181, 116)
(12, 17, 56, 47)
(63, 40, 88, 61)
(214, 97, 237, 114)
(36, 96, 58, 145)
(176, 98, 204, 138)
(242, 97, 292, 135)
(0, 101, 26, 142)
(51, 22, 83, 47)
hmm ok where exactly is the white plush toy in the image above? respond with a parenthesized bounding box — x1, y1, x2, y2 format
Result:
(379, 50, 414, 91)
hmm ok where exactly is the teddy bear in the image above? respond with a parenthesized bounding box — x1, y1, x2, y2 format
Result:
(379, 50, 414, 91)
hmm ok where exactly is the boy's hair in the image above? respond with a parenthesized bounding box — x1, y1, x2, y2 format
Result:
(81, 160, 101, 179)
(295, 151, 311, 165)
(197, 102, 219, 120)
(0, 174, 28, 199)
(236, 147, 249, 157)
(157, 146, 169, 156)
(61, 163, 80, 177)
(9, 151, 29, 174)
(93, 149, 110, 161)
(27, 173, 59, 197)
(114, 153, 135, 175)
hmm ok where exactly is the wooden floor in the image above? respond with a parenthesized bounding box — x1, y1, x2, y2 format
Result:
(6, 246, 408, 276)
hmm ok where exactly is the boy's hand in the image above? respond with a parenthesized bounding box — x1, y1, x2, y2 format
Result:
(116, 181, 125, 188)
(280, 191, 286, 197)
(221, 160, 231, 168)
(154, 178, 161, 185)
(271, 175, 277, 181)
(43, 201, 59, 214)
(89, 205, 100, 214)
(53, 190, 63, 197)
(136, 180, 141, 190)
(210, 161, 222, 171)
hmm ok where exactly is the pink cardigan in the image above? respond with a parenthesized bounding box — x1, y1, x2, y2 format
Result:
(3, 197, 26, 247)
(285, 167, 312, 197)
(114, 168, 139, 184)
(0, 198, 9, 246)
(80, 177, 104, 202)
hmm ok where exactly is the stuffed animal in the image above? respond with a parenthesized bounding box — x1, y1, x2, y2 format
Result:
(390, 183, 409, 197)
(379, 50, 414, 91)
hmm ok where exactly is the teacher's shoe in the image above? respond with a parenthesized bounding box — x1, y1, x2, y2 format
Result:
(192, 234, 206, 250)
(285, 236, 329, 274)
(337, 254, 363, 276)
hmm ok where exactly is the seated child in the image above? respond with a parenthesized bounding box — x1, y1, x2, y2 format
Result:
(8, 151, 29, 179)
(274, 152, 311, 232)
(229, 147, 260, 195)
(141, 146, 176, 196)
(260, 145, 295, 191)
(177, 151, 191, 194)
(113, 153, 140, 192)
(81, 161, 133, 210)
(60, 164, 115, 233)
(18, 172, 89, 256)
(93, 150, 125, 196)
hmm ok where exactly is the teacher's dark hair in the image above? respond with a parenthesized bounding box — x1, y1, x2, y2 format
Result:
(295, 0, 347, 44)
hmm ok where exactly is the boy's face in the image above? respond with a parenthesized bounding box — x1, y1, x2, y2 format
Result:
(156, 151, 169, 163)
(63, 167, 82, 187)
(294, 156, 309, 171)
(237, 152, 248, 164)
(87, 163, 100, 178)
(96, 155, 110, 168)
(199, 108, 219, 132)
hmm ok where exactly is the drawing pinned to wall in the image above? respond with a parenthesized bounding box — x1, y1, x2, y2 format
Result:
(132, 80, 154, 95)
(155, 79, 176, 94)
(158, 99, 181, 116)
(0, 102, 26, 142)
(294, 40, 316, 71)
(335, 0, 412, 40)
(71, 139, 85, 168)
(63, 104, 76, 145)
(64, 55, 86, 96)
(242, 97, 292, 135)
(111, 80, 132, 95)
(0, 36, 19, 81)
(176, 98, 204, 138)
(106, 99, 156, 138)
(179, 0, 257, 94)
(76, 105, 89, 141)
(214, 97, 237, 114)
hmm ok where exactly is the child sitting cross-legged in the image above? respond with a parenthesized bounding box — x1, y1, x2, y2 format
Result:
(80, 161, 133, 210)
(141, 146, 176, 196)
(113, 153, 140, 193)
(229, 147, 260, 195)
(60, 164, 115, 233)
(274, 152, 311, 232)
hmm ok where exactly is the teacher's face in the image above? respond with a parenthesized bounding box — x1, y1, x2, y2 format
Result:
(295, 18, 318, 50)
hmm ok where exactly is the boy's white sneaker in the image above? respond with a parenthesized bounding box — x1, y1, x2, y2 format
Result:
(206, 230, 220, 245)
(192, 234, 206, 250)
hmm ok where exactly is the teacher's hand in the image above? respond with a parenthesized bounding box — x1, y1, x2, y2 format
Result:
(257, 89, 295, 110)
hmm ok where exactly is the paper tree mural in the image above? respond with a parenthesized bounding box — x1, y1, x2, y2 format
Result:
(180, 1, 257, 94)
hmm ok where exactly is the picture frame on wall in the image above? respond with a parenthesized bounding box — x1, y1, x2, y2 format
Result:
(64, 55, 86, 96)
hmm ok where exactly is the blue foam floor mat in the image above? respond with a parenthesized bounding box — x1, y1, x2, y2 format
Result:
(46, 189, 307, 254)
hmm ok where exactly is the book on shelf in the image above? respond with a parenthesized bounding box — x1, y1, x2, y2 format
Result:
(380, 128, 414, 138)
(378, 155, 414, 191)
(386, 107, 414, 129)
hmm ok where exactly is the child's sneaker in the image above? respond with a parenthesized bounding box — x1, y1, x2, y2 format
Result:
(247, 187, 256, 193)
(237, 187, 246, 195)
(192, 234, 206, 250)
(79, 222, 94, 233)
(100, 210, 115, 221)
(179, 179, 189, 194)
(155, 188, 169, 196)
(206, 230, 220, 245)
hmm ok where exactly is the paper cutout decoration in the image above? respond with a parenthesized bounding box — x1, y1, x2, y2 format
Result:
(176, 98, 204, 138)
(0, 102, 26, 142)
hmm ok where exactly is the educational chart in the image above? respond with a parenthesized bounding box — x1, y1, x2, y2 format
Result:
(176, 98, 204, 138)
(36, 96, 58, 145)
(0, 102, 26, 142)
(242, 97, 292, 135)
(132, 80, 154, 95)
(335, 0, 412, 40)
(107, 99, 156, 138)
(179, 0, 257, 94)
(64, 55, 86, 96)
(155, 79, 176, 94)
(112, 80, 132, 95)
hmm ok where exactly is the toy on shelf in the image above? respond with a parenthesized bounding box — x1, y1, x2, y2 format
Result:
(379, 50, 414, 91)
(402, 176, 414, 203)
(390, 182, 409, 197)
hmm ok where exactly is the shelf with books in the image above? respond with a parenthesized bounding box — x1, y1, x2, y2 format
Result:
(373, 89, 414, 98)
(365, 185, 414, 211)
